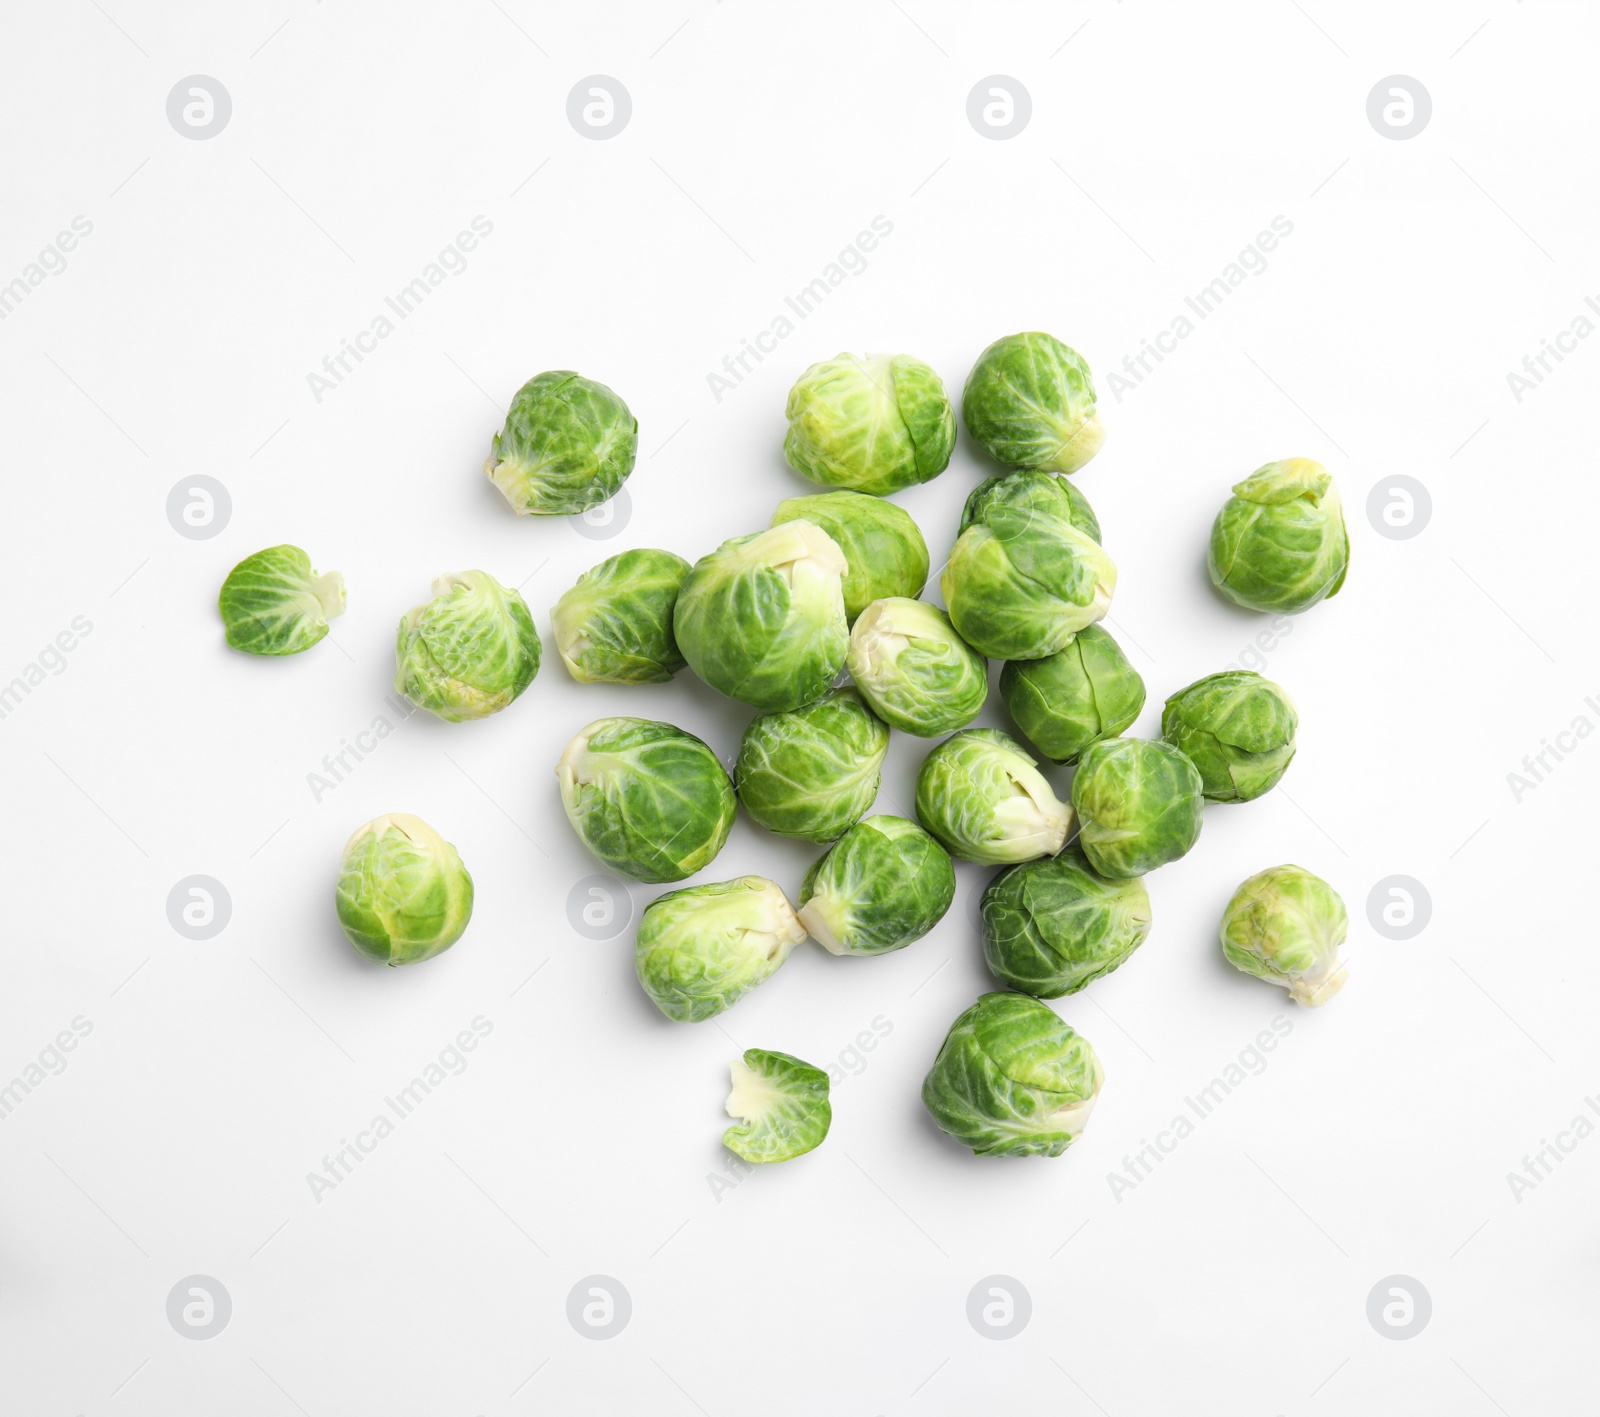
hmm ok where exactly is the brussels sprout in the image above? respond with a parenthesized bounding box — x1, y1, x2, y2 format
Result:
(772, 490, 929, 623)
(723, 1049, 832, 1163)
(962, 332, 1104, 473)
(558, 718, 735, 883)
(552, 548, 690, 684)
(1162, 671, 1297, 803)
(941, 470, 1117, 660)
(1220, 865, 1348, 1006)
(1207, 458, 1349, 614)
(335, 813, 473, 966)
(395, 571, 540, 721)
(797, 815, 955, 956)
(674, 520, 849, 711)
(485, 370, 638, 516)
(981, 847, 1152, 998)
(921, 992, 1104, 1158)
(1000, 626, 1146, 766)
(846, 598, 987, 738)
(218, 544, 345, 655)
(1071, 738, 1203, 878)
(635, 876, 805, 1022)
(915, 728, 1072, 865)
(783, 353, 956, 496)
(735, 688, 888, 843)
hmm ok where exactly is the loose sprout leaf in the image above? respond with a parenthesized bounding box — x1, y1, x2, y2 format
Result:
(218, 544, 345, 656)
(723, 1049, 832, 1163)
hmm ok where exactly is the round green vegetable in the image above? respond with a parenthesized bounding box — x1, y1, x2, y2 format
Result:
(1000, 625, 1145, 765)
(1161, 671, 1297, 802)
(914, 728, 1072, 865)
(771, 490, 929, 623)
(635, 876, 805, 1022)
(735, 688, 888, 843)
(962, 332, 1104, 473)
(783, 352, 956, 495)
(558, 717, 736, 883)
(981, 847, 1152, 997)
(846, 597, 987, 737)
(723, 1049, 832, 1163)
(335, 813, 473, 966)
(1220, 864, 1348, 1006)
(673, 520, 849, 711)
(797, 815, 955, 956)
(1070, 738, 1203, 878)
(1207, 458, 1349, 614)
(552, 548, 690, 684)
(395, 571, 541, 721)
(922, 992, 1104, 1158)
(485, 370, 638, 516)
(218, 544, 345, 655)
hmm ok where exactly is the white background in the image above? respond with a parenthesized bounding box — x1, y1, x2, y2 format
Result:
(1, 1, 1593, 1412)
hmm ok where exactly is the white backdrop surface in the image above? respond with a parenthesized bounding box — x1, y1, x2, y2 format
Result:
(1, 2, 1595, 1414)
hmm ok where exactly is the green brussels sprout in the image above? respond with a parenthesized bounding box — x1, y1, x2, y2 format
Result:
(915, 728, 1072, 865)
(797, 815, 955, 956)
(335, 813, 473, 966)
(674, 520, 849, 711)
(552, 548, 690, 684)
(1070, 738, 1203, 878)
(723, 1049, 832, 1163)
(771, 490, 929, 623)
(395, 571, 541, 722)
(846, 598, 987, 738)
(1000, 625, 1146, 766)
(218, 544, 345, 655)
(558, 718, 735, 883)
(981, 847, 1152, 998)
(921, 992, 1104, 1158)
(941, 470, 1117, 660)
(1220, 865, 1348, 1006)
(962, 332, 1104, 473)
(635, 876, 805, 1022)
(485, 370, 638, 516)
(1162, 671, 1297, 802)
(735, 688, 888, 843)
(783, 353, 956, 496)
(1207, 458, 1349, 614)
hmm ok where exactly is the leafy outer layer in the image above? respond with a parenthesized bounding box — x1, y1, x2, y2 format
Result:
(846, 597, 987, 737)
(552, 548, 690, 684)
(485, 370, 638, 516)
(1161, 670, 1298, 802)
(334, 813, 474, 966)
(960, 332, 1104, 473)
(1220, 863, 1348, 1006)
(723, 1048, 832, 1162)
(771, 490, 929, 622)
(218, 544, 345, 655)
(914, 728, 1072, 865)
(1207, 459, 1349, 614)
(797, 814, 955, 956)
(394, 571, 541, 721)
(1000, 624, 1146, 765)
(1071, 738, 1204, 878)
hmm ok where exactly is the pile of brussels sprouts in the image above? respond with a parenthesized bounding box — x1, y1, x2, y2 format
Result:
(218, 337, 1352, 1165)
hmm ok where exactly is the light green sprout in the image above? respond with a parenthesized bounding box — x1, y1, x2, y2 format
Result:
(797, 815, 955, 956)
(335, 813, 473, 966)
(846, 597, 987, 737)
(485, 370, 638, 516)
(673, 520, 849, 711)
(1207, 458, 1349, 614)
(1220, 865, 1348, 1006)
(723, 1049, 832, 1163)
(1162, 671, 1297, 802)
(783, 352, 956, 496)
(635, 876, 806, 1022)
(395, 571, 541, 721)
(1000, 625, 1146, 765)
(961, 332, 1105, 473)
(1070, 738, 1204, 878)
(558, 718, 735, 883)
(771, 490, 929, 623)
(921, 992, 1104, 1158)
(915, 728, 1072, 865)
(735, 688, 888, 843)
(552, 548, 690, 684)
(218, 544, 345, 655)
(941, 470, 1117, 660)
(981, 847, 1152, 998)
